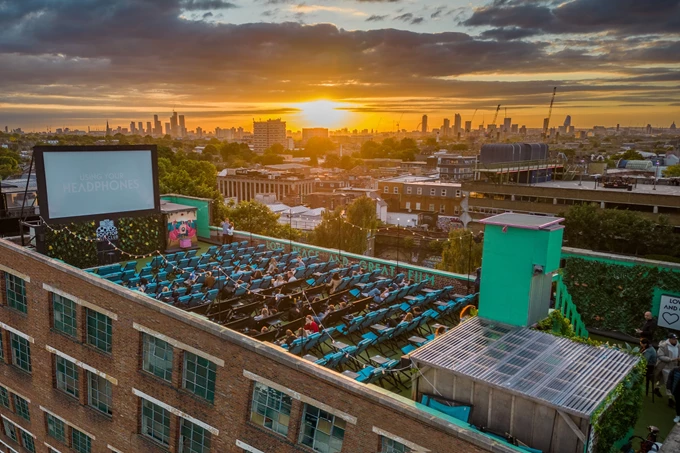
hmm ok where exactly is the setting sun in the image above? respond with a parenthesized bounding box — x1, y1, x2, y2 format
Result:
(295, 100, 351, 129)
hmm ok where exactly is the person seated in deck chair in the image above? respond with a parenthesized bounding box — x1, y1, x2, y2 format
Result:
(327, 273, 342, 294)
(278, 329, 297, 347)
(267, 258, 278, 275)
(203, 271, 216, 291)
(387, 312, 413, 328)
(314, 305, 335, 325)
(273, 275, 285, 288)
(254, 306, 270, 321)
(304, 315, 319, 334)
(364, 287, 390, 304)
(287, 270, 298, 283)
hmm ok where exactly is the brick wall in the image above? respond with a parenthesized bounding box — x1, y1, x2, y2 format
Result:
(0, 239, 509, 453)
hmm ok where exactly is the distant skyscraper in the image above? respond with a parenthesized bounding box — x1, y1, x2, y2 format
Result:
(564, 115, 572, 127)
(511, 124, 518, 134)
(146, 121, 152, 135)
(129, 121, 136, 134)
(646, 124, 653, 134)
(454, 114, 462, 135)
(179, 115, 186, 137)
(520, 125, 527, 135)
(421, 115, 428, 133)
(253, 119, 287, 152)
(164, 122, 171, 136)
(153, 115, 162, 135)
(503, 117, 512, 133)
(106, 120, 111, 136)
(302, 128, 329, 143)
(442, 118, 450, 137)
(138, 122, 144, 134)
(670, 121, 677, 130)
(464, 121, 472, 133)
(170, 112, 179, 137)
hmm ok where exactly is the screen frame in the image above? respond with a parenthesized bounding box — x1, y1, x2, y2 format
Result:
(34, 145, 160, 224)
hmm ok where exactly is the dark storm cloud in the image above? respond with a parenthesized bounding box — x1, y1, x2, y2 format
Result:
(464, 0, 680, 36)
(479, 27, 540, 40)
(366, 15, 388, 22)
(180, 0, 238, 10)
(0, 0, 678, 119)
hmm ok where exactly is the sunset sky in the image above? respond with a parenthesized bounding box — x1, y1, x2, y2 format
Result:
(0, 0, 679, 132)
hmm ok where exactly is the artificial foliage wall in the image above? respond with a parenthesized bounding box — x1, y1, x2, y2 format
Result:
(45, 214, 165, 269)
(563, 258, 680, 337)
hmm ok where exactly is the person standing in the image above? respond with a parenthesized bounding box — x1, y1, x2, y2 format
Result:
(655, 333, 680, 407)
(666, 365, 680, 423)
(641, 338, 657, 394)
(226, 220, 234, 244)
(636, 311, 657, 342)
(220, 218, 231, 245)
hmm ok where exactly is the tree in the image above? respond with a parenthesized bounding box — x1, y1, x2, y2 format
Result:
(618, 149, 644, 160)
(0, 151, 20, 179)
(223, 201, 301, 240)
(304, 137, 335, 156)
(310, 197, 378, 254)
(438, 229, 483, 274)
(663, 164, 680, 177)
(203, 144, 219, 159)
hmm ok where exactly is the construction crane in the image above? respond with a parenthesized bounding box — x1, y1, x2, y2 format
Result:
(542, 87, 557, 139)
(396, 113, 404, 132)
(469, 109, 478, 132)
(491, 104, 501, 128)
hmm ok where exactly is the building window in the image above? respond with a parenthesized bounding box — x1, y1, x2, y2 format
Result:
(456, 190, 461, 198)
(56, 356, 79, 398)
(53, 294, 78, 337)
(12, 394, 30, 421)
(393, 187, 398, 194)
(381, 437, 413, 453)
(71, 428, 91, 453)
(88, 373, 112, 415)
(439, 205, 445, 214)
(415, 203, 421, 210)
(383, 186, 388, 193)
(430, 188, 435, 195)
(416, 187, 422, 195)
(178, 418, 212, 453)
(0, 387, 9, 409)
(183, 352, 216, 403)
(5, 274, 27, 314)
(299, 404, 345, 453)
(441, 189, 447, 196)
(46, 413, 66, 443)
(406, 187, 412, 194)
(2, 418, 17, 443)
(10, 333, 31, 373)
(86, 309, 112, 353)
(454, 206, 460, 215)
(19, 430, 35, 453)
(250, 382, 292, 436)
(405, 202, 411, 210)
(0, 332, 4, 361)
(429, 204, 435, 211)
(141, 399, 170, 447)
(142, 334, 173, 382)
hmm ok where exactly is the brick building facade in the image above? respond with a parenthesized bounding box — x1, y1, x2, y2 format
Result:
(0, 239, 512, 453)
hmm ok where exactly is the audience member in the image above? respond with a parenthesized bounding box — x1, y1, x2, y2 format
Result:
(304, 315, 319, 333)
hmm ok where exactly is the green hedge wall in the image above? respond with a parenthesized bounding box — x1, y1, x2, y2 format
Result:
(563, 258, 680, 337)
(45, 214, 165, 269)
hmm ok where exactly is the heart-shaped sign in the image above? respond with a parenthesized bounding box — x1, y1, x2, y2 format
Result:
(662, 312, 680, 326)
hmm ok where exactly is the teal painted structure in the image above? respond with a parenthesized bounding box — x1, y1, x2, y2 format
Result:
(161, 194, 212, 239)
(555, 276, 589, 338)
(478, 213, 564, 327)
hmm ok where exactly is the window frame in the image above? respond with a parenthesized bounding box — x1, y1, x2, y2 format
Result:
(182, 352, 216, 403)
(12, 394, 30, 421)
(45, 413, 66, 444)
(19, 429, 35, 453)
(429, 188, 435, 196)
(441, 189, 447, 196)
(52, 294, 78, 338)
(10, 333, 31, 373)
(141, 333, 174, 382)
(250, 382, 292, 437)
(428, 204, 435, 212)
(405, 187, 412, 194)
(140, 399, 171, 447)
(86, 309, 112, 353)
(2, 418, 17, 443)
(71, 428, 92, 453)
(383, 186, 388, 193)
(178, 418, 212, 453)
(4, 273, 27, 314)
(88, 372, 112, 416)
(0, 387, 9, 409)
(381, 436, 413, 453)
(55, 356, 80, 399)
(298, 403, 345, 453)
(393, 187, 398, 194)
(416, 187, 422, 195)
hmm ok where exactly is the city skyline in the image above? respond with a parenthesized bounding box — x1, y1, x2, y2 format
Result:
(0, 0, 679, 131)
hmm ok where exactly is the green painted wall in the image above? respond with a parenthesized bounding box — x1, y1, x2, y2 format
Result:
(479, 225, 563, 326)
(161, 195, 212, 239)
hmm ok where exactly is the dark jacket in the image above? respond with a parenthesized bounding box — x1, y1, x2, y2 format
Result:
(666, 367, 680, 395)
(640, 318, 657, 341)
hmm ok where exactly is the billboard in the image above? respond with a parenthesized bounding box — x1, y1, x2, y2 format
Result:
(34, 146, 160, 223)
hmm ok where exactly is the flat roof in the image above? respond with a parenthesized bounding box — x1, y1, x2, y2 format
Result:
(479, 213, 564, 230)
(405, 181, 462, 187)
(160, 201, 197, 213)
(410, 317, 639, 418)
(533, 179, 680, 196)
(381, 175, 437, 183)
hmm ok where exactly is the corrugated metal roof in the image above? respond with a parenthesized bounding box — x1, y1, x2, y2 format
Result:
(410, 317, 639, 418)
